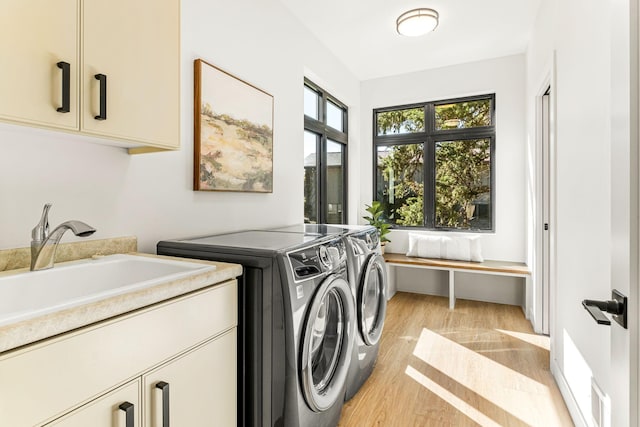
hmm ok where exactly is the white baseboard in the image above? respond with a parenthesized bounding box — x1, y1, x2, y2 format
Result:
(386, 288, 397, 300)
(551, 357, 588, 427)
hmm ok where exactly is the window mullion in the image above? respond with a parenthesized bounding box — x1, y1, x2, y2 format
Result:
(319, 134, 327, 223)
(425, 138, 435, 228)
(424, 103, 435, 228)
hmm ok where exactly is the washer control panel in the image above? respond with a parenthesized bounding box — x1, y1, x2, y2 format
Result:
(350, 229, 380, 255)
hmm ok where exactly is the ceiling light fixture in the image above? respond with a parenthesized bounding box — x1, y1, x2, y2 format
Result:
(396, 8, 439, 37)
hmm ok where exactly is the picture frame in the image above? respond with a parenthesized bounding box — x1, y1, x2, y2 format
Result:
(194, 59, 274, 192)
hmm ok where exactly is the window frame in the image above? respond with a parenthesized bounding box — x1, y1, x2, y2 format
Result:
(304, 78, 349, 224)
(373, 94, 496, 232)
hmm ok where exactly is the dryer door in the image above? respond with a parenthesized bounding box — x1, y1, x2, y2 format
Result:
(358, 253, 388, 346)
(300, 274, 355, 412)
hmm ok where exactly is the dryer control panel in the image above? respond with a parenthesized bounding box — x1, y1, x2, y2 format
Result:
(288, 240, 346, 280)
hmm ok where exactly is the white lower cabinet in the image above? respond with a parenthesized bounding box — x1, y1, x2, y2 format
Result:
(48, 331, 237, 427)
(143, 330, 237, 427)
(0, 280, 237, 427)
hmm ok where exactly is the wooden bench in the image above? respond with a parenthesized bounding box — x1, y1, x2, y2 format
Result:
(383, 253, 531, 314)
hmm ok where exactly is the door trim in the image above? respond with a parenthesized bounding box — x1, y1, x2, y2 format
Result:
(533, 53, 557, 337)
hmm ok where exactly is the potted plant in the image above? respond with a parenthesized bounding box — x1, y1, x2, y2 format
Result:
(363, 201, 391, 252)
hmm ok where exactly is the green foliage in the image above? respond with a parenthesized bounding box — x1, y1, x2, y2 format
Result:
(435, 139, 490, 228)
(378, 145, 424, 226)
(363, 201, 391, 243)
(377, 108, 424, 135)
(435, 100, 491, 130)
(303, 167, 317, 223)
(396, 194, 423, 226)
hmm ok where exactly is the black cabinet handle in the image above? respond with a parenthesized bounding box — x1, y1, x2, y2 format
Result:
(156, 381, 170, 427)
(119, 401, 135, 427)
(56, 61, 70, 113)
(94, 73, 107, 120)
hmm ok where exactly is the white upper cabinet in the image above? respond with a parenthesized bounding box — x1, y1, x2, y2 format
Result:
(0, 0, 80, 130)
(0, 0, 180, 152)
(82, 0, 180, 150)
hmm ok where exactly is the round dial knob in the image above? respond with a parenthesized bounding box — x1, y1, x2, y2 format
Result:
(318, 245, 331, 269)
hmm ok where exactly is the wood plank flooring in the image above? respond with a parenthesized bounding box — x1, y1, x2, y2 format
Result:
(338, 293, 573, 427)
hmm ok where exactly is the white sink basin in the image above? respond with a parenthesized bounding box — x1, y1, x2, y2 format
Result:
(0, 254, 216, 327)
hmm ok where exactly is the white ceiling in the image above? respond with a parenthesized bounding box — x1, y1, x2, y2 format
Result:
(279, 0, 542, 81)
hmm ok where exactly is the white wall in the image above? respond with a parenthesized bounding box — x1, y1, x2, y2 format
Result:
(526, 0, 634, 425)
(360, 55, 528, 263)
(395, 268, 524, 307)
(0, 0, 360, 253)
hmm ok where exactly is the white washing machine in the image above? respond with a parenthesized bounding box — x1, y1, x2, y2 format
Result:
(342, 226, 388, 401)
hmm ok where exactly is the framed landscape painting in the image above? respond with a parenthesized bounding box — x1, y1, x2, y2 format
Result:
(194, 59, 274, 192)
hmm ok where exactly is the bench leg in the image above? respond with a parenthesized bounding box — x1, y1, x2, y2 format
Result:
(524, 274, 531, 320)
(449, 270, 455, 309)
(386, 264, 397, 300)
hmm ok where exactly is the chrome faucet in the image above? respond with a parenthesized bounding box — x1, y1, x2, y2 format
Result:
(30, 203, 96, 271)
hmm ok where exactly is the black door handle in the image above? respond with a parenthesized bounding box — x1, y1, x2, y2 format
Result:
(56, 61, 70, 113)
(155, 381, 170, 427)
(94, 73, 107, 120)
(119, 401, 135, 427)
(582, 289, 627, 328)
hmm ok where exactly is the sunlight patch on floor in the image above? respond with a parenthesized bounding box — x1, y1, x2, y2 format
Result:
(411, 327, 567, 426)
(405, 365, 502, 427)
(495, 328, 550, 351)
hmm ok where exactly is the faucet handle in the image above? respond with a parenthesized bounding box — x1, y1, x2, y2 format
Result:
(32, 203, 52, 242)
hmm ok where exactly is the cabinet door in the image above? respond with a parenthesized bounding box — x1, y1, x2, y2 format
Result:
(48, 379, 141, 427)
(143, 329, 237, 427)
(82, 0, 180, 149)
(0, 0, 79, 130)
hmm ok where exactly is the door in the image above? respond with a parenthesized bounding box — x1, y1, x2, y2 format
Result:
(607, 1, 638, 425)
(300, 274, 354, 412)
(0, 0, 79, 130)
(541, 86, 551, 335)
(580, 2, 638, 425)
(82, 0, 179, 148)
(357, 254, 387, 346)
(142, 330, 237, 427)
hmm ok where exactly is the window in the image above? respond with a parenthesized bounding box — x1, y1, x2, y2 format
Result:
(373, 94, 495, 231)
(304, 79, 348, 224)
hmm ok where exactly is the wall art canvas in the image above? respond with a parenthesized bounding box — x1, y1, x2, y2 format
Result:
(194, 59, 274, 192)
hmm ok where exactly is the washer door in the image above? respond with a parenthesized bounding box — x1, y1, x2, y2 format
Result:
(300, 274, 355, 412)
(358, 254, 388, 346)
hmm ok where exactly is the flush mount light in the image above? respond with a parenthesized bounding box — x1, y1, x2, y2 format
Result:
(396, 8, 439, 37)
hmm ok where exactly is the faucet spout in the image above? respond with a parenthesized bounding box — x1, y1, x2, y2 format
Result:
(30, 204, 96, 271)
(59, 220, 97, 238)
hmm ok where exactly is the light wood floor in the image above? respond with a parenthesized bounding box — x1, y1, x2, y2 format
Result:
(338, 293, 573, 427)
